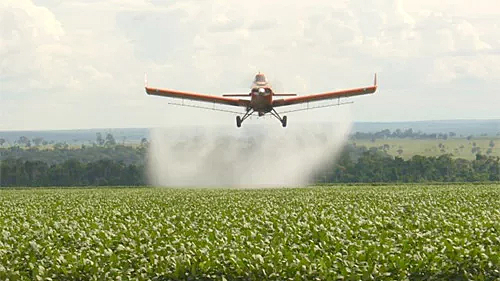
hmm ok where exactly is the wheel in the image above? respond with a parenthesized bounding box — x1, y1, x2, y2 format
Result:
(236, 116, 242, 128)
(282, 116, 287, 127)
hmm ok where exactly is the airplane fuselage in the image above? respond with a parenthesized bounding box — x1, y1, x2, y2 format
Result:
(249, 75, 274, 115)
(250, 88, 273, 115)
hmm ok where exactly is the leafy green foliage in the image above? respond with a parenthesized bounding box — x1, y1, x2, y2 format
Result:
(0, 185, 499, 280)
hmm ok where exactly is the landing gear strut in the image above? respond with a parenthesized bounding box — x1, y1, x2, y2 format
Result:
(236, 108, 254, 128)
(270, 109, 287, 127)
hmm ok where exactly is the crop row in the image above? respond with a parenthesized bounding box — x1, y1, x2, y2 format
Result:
(0, 185, 499, 280)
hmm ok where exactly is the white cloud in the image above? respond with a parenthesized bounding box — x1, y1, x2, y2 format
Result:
(1, 0, 67, 90)
(1, 0, 500, 130)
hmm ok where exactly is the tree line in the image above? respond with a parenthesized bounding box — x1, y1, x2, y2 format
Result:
(1, 159, 146, 187)
(351, 128, 458, 140)
(0, 141, 147, 165)
(1, 131, 499, 186)
(1, 149, 499, 187)
(0, 132, 149, 148)
(313, 147, 500, 183)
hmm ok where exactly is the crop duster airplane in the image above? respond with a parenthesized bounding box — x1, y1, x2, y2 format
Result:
(145, 73, 377, 127)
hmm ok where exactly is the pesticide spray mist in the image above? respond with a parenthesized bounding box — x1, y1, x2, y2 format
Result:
(148, 113, 352, 187)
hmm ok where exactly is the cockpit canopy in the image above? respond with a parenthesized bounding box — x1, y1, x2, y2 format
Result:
(254, 73, 267, 83)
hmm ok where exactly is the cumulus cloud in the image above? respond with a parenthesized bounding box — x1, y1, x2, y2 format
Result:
(1, 0, 499, 130)
(1, 0, 67, 90)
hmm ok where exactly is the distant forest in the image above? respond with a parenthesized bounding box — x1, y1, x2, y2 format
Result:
(0, 131, 499, 187)
(314, 146, 499, 183)
(350, 128, 500, 141)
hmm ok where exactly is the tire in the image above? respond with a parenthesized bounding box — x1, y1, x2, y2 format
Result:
(282, 116, 287, 127)
(236, 116, 242, 128)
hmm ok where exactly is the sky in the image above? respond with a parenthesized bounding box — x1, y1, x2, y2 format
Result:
(1, 0, 500, 130)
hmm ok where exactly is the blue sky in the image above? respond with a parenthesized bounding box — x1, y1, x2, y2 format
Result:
(1, 0, 499, 130)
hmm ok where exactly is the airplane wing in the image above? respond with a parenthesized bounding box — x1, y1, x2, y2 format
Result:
(272, 74, 377, 107)
(145, 86, 251, 108)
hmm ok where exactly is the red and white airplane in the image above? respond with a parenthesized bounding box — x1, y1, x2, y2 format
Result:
(145, 73, 377, 127)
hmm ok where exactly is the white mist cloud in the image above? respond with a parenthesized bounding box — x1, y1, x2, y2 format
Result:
(148, 110, 352, 187)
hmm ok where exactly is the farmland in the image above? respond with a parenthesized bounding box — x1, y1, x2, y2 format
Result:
(351, 137, 500, 160)
(1, 185, 499, 280)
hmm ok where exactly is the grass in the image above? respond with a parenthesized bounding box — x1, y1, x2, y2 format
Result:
(1, 185, 499, 280)
(352, 137, 500, 160)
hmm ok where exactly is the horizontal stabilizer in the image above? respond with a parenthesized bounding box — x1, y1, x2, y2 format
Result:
(273, 93, 297, 97)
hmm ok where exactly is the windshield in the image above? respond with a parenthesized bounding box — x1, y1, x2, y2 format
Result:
(255, 74, 266, 83)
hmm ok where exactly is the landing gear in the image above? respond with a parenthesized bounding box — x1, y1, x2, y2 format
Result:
(270, 108, 287, 127)
(236, 116, 242, 127)
(236, 108, 254, 128)
(236, 108, 287, 127)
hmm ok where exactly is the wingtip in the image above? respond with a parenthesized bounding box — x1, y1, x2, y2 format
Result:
(144, 73, 148, 88)
(374, 73, 377, 86)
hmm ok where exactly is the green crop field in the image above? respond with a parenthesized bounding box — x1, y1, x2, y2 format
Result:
(1, 185, 499, 280)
